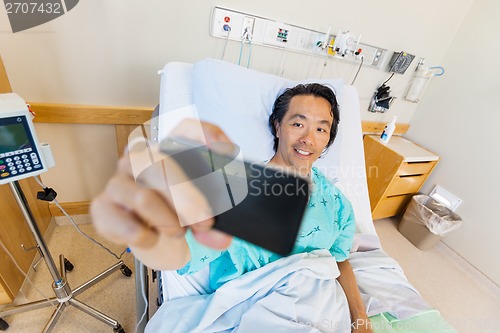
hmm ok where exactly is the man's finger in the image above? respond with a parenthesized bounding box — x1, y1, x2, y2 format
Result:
(91, 194, 159, 248)
(105, 173, 184, 237)
(192, 228, 232, 249)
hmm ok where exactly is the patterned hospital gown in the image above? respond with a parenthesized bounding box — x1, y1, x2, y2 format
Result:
(177, 167, 356, 291)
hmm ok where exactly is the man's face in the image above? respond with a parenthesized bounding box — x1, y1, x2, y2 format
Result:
(273, 94, 333, 175)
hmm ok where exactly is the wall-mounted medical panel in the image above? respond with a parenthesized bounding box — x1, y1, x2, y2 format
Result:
(210, 6, 388, 68)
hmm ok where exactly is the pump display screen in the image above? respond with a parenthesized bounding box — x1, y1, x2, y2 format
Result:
(0, 115, 44, 182)
(0, 122, 32, 153)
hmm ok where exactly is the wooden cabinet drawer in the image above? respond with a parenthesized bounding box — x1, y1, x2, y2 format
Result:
(386, 174, 427, 196)
(0, 284, 12, 304)
(364, 135, 439, 220)
(373, 194, 412, 220)
(398, 161, 435, 176)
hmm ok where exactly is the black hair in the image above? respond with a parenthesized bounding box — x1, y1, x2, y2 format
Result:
(268, 83, 340, 153)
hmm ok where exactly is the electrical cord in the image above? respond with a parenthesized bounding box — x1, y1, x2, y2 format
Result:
(238, 28, 252, 67)
(428, 66, 445, 76)
(278, 44, 289, 77)
(0, 238, 57, 308)
(220, 26, 231, 61)
(34, 176, 129, 261)
(381, 72, 395, 86)
(134, 266, 148, 333)
(237, 40, 244, 66)
(246, 40, 252, 69)
(351, 55, 364, 85)
(320, 58, 328, 79)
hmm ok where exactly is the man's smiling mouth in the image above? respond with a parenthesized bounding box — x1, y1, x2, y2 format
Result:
(295, 148, 312, 156)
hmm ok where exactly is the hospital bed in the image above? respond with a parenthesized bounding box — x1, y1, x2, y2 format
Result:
(137, 59, 457, 332)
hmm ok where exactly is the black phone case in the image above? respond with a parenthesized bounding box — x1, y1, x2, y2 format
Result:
(160, 139, 309, 255)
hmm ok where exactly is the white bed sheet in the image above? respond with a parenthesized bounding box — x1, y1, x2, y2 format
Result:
(150, 250, 350, 333)
(160, 233, 381, 302)
(150, 249, 431, 333)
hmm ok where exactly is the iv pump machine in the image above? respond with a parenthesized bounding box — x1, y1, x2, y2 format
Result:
(0, 93, 54, 185)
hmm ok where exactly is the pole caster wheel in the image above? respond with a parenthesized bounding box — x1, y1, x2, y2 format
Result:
(64, 258, 74, 272)
(113, 324, 125, 333)
(0, 318, 9, 331)
(120, 264, 132, 277)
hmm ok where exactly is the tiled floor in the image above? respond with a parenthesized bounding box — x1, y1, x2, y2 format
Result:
(374, 217, 500, 333)
(0, 221, 136, 333)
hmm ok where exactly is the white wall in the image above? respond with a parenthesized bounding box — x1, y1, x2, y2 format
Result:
(0, 0, 480, 231)
(0, 0, 473, 119)
(406, 0, 500, 285)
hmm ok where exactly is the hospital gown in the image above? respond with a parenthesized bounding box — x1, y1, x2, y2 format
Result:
(177, 167, 356, 291)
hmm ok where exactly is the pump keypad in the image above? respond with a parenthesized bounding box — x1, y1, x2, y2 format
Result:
(0, 148, 43, 179)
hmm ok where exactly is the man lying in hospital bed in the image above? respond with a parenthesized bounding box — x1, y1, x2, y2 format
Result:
(91, 59, 457, 333)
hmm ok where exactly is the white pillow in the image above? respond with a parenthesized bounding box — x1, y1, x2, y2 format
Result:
(192, 58, 345, 175)
(158, 59, 375, 234)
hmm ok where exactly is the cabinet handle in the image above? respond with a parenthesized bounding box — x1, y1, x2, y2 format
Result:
(399, 174, 424, 178)
(21, 244, 39, 252)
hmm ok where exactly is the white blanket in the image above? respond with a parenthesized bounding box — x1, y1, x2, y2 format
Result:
(147, 249, 432, 333)
(147, 250, 351, 333)
(349, 250, 431, 320)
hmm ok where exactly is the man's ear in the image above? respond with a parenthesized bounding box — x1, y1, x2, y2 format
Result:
(319, 146, 329, 158)
(274, 120, 280, 138)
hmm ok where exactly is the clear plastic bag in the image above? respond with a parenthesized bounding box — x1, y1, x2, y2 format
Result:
(403, 194, 463, 236)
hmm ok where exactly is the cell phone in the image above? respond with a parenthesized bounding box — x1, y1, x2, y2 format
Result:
(159, 137, 309, 255)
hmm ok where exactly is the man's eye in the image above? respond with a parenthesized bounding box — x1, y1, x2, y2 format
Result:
(292, 123, 303, 127)
(317, 128, 327, 133)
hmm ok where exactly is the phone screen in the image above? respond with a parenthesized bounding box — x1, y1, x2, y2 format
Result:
(160, 138, 309, 255)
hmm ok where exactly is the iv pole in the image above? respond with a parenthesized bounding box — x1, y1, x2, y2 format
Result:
(0, 180, 130, 333)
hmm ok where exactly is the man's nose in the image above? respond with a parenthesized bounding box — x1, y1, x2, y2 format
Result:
(300, 130, 315, 145)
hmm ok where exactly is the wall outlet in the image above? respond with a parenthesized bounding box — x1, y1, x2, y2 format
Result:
(296, 31, 307, 49)
(242, 16, 255, 37)
(263, 21, 292, 47)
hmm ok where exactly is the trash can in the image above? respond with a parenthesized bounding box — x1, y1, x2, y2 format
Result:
(398, 194, 463, 250)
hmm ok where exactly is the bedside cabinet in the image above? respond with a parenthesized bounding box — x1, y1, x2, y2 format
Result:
(363, 135, 439, 220)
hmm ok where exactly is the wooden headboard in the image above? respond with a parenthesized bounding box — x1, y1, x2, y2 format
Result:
(0, 56, 12, 94)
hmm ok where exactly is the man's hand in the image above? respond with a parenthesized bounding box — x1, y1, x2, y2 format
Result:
(337, 260, 374, 333)
(90, 120, 233, 270)
(351, 317, 374, 333)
